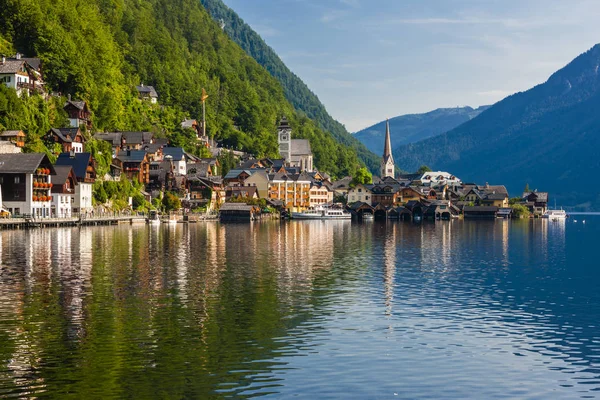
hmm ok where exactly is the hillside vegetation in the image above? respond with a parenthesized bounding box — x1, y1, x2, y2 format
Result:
(394, 45, 600, 209)
(0, 0, 362, 178)
(200, 0, 381, 173)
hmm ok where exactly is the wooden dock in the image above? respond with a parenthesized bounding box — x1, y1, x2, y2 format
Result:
(0, 215, 147, 229)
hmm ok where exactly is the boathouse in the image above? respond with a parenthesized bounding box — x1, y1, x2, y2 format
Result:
(219, 202, 261, 222)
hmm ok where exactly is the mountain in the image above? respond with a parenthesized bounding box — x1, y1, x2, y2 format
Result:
(354, 106, 490, 155)
(0, 0, 362, 178)
(394, 44, 600, 210)
(199, 0, 381, 173)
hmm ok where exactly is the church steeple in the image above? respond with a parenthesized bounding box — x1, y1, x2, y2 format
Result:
(380, 119, 395, 178)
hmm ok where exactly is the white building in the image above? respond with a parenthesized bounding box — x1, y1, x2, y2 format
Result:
(54, 152, 96, 213)
(419, 171, 461, 188)
(0, 153, 54, 217)
(278, 117, 314, 172)
(347, 183, 373, 205)
(51, 165, 77, 218)
(309, 182, 334, 207)
(162, 147, 187, 175)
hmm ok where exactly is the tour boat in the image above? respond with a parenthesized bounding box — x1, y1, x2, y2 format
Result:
(292, 206, 351, 220)
(542, 209, 567, 220)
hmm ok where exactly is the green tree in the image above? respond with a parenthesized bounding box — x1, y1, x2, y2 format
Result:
(511, 203, 530, 219)
(351, 167, 372, 186)
(162, 192, 181, 212)
(416, 165, 432, 175)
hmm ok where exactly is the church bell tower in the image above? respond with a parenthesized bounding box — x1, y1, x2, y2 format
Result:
(380, 119, 395, 178)
(278, 116, 292, 161)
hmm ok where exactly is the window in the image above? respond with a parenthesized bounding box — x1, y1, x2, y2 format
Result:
(358, 189, 362, 193)
(14, 176, 20, 184)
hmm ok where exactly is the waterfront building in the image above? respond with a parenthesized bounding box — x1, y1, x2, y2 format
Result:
(309, 181, 334, 207)
(380, 119, 395, 179)
(55, 152, 97, 213)
(521, 191, 549, 216)
(243, 170, 269, 199)
(268, 171, 312, 211)
(0, 153, 55, 217)
(347, 183, 372, 205)
(50, 165, 77, 218)
(465, 184, 509, 208)
(277, 117, 314, 172)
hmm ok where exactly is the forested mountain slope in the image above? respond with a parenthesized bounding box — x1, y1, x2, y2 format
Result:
(200, 0, 381, 173)
(394, 44, 600, 209)
(0, 0, 362, 178)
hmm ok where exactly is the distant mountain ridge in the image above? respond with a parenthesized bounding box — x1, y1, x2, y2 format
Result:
(393, 44, 600, 210)
(199, 0, 381, 173)
(354, 106, 491, 155)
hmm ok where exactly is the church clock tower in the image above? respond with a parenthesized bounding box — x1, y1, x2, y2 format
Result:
(380, 119, 395, 178)
(278, 116, 292, 161)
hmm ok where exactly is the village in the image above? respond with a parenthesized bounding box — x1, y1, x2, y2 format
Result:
(0, 53, 550, 224)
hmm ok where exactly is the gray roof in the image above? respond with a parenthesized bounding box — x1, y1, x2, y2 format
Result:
(136, 85, 158, 98)
(50, 128, 81, 143)
(0, 60, 28, 74)
(162, 147, 185, 161)
(51, 165, 75, 189)
(0, 130, 25, 137)
(0, 153, 48, 174)
(291, 139, 311, 156)
(220, 203, 257, 211)
(181, 119, 197, 128)
(64, 100, 87, 111)
(116, 150, 146, 163)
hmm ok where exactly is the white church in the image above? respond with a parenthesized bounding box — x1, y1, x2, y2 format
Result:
(278, 117, 314, 172)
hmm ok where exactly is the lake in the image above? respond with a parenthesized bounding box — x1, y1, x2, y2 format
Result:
(1, 218, 600, 399)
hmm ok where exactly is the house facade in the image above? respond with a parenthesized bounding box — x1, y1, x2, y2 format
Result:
(64, 99, 92, 129)
(0, 153, 55, 217)
(54, 152, 96, 213)
(51, 165, 77, 218)
(309, 182, 334, 207)
(268, 171, 312, 211)
(48, 128, 85, 153)
(347, 184, 372, 205)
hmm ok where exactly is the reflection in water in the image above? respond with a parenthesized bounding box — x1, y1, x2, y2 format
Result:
(0, 218, 596, 399)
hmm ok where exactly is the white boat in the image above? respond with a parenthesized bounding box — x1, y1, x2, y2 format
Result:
(292, 206, 351, 220)
(543, 209, 567, 220)
(147, 211, 161, 225)
(362, 213, 374, 220)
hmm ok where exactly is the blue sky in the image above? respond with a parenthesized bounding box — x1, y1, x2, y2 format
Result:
(223, 0, 600, 132)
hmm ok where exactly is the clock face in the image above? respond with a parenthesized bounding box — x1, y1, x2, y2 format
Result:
(281, 135, 287, 141)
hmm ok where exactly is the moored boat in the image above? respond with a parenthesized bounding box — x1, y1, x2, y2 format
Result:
(292, 206, 351, 220)
(542, 209, 567, 220)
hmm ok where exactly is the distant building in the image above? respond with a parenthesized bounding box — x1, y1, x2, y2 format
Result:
(0, 130, 26, 150)
(0, 54, 44, 96)
(47, 128, 85, 153)
(136, 84, 158, 103)
(380, 119, 394, 179)
(51, 165, 77, 218)
(277, 117, 313, 172)
(64, 99, 91, 129)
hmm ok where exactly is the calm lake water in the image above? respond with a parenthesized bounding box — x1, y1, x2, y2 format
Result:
(1, 218, 600, 399)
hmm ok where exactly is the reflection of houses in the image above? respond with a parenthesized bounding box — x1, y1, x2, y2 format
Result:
(64, 99, 92, 129)
(136, 84, 158, 103)
(47, 128, 85, 153)
(522, 191, 548, 215)
(50, 165, 77, 217)
(54, 152, 96, 213)
(0, 153, 55, 217)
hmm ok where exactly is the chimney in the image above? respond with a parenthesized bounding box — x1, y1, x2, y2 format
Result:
(1, 56, 5, 65)
(15, 53, 21, 60)
(68, 94, 71, 101)
(70, 148, 75, 158)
